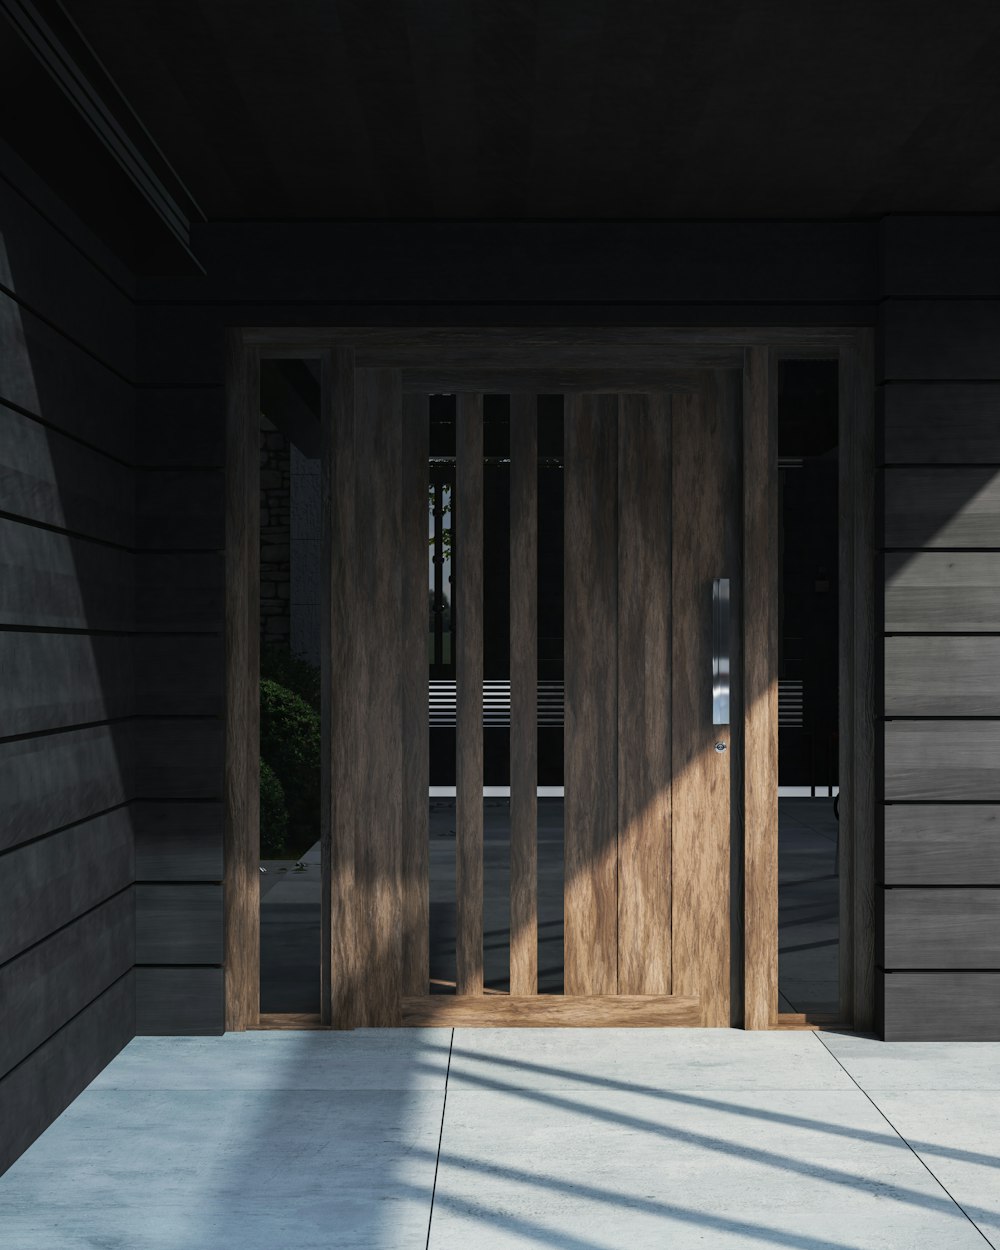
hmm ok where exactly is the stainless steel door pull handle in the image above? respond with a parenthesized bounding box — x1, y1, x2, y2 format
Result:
(712, 578, 730, 726)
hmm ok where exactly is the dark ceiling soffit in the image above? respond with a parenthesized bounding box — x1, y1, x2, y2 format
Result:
(2, 0, 203, 265)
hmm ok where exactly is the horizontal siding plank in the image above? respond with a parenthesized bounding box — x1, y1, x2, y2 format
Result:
(880, 217, 1000, 300)
(885, 806, 1000, 885)
(0, 519, 131, 630)
(0, 176, 135, 375)
(883, 972, 1000, 1041)
(135, 552, 223, 632)
(885, 889, 1000, 969)
(886, 721, 1000, 801)
(135, 967, 223, 1035)
(0, 972, 133, 1175)
(0, 809, 134, 965)
(0, 725, 130, 856)
(0, 631, 132, 736)
(134, 635, 223, 716)
(0, 295, 133, 460)
(135, 884, 223, 963)
(881, 301, 1000, 381)
(0, 892, 134, 1079)
(886, 637, 1000, 715)
(0, 406, 133, 544)
(133, 801, 223, 881)
(884, 384, 1000, 463)
(885, 467, 1000, 548)
(132, 720, 223, 799)
(135, 469, 224, 550)
(884, 552, 1000, 632)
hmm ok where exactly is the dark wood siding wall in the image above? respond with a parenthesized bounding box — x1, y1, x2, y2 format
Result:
(880, 215, 1000, 1040)
(0, 142, 136, 1174)
(134, 219, 876, 1033)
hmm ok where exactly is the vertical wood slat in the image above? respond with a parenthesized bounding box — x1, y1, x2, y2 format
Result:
(742, 347, 779, 1030)
(328, 362, 404, 1027)
(617, 393, 672, 996)
(401, 393, 430, 996)
(456, 393, 484, 996)
(564, 394, 619, 996)
(224, 330, 259, 1031)
(671, 375, 735, 1027)
(509, 393, 538, 996)
(842, 331, 876, 1030)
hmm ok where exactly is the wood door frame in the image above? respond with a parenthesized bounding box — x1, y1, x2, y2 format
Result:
(224, 326, 875, 1031)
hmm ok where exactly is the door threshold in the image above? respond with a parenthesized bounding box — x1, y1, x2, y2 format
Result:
(255, 1012, 329, 1030)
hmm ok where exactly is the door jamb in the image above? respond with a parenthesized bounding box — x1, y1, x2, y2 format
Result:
(223, 326, 875, 1031)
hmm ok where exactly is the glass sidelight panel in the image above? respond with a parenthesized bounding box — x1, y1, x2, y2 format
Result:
(257, 358, 322, 1015)
(537, 397, 565, 993)
(777, 360, 840, 1017)
(428, 396, 457, 993)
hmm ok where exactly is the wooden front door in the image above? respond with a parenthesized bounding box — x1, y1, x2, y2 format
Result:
(327, 368, 740, 1027)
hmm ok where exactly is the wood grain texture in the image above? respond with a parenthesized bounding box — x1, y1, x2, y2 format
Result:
(509, 392, 538, 996)
(402, 368, 704, 394)
(0, 973, 133, 1175)
(0, 809, 133, 966)
(886, 636, 1000, 715)
(0, 298, 134, 461)
(880, 300, 1000, 381)
(0, 405, 132, 545)
(843, 330, 876, 1032)
(256, 1013, 326, 1030)
(883, 972, 1000, 1041)
(884, 889, 1000, 968)
(223, 330, 259, 1030)
(885, 721, 1000, 801)
(564, 393, 618, 997)
(672, 377, 735, 1027)
(0, 630, 132, 736)
(884, 384, 1000, 463)
(135, 967, 223, 1035)
(617, 393, 672, 995)
(0, 725, 131, 856)
(884, 467, 1000, 548)
(885, 805, 1000, 884)
(455, 392, 484, 997)
(0, 519, 132, 630)
(885, 551, 1000, 631)
(400, 392, 429, 996)
(331, 366, 404, 1026)
(133, 800, 223, 880)
(135, 884, 223, 963)
(0, 892, 133, 1080)
(401, 994, 702, 1027)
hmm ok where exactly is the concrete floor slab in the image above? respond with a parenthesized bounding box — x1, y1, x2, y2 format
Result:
(0, 1087, 442, 1250)
(818, 1032, 1000, 1089)
(447, 1027, 856, 1092)
(865, 1090, 1000, 1243)
(87, 1030, 452, 1091)
(429, 1086, 986, 1250)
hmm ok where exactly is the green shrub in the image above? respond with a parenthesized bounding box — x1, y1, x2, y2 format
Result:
(260, 678, 320, 845)
(259, 758, 289, 858)
(260, 643, 320, 712)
